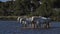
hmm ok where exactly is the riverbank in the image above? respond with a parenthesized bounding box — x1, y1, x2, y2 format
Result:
(0, 16, 18, 21)
(0, 16, 60, 21)
(0, 16, 30, 21)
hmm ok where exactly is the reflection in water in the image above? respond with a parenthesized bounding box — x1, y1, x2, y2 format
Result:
(0, 21, 60, 34)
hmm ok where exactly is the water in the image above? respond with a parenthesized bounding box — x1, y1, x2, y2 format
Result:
(0, 21, 60, 34)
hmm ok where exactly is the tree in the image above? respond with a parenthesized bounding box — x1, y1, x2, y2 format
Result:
(35, 0, 53, 17)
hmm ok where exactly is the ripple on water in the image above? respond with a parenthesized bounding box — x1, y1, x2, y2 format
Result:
(0, 21, 60, 34)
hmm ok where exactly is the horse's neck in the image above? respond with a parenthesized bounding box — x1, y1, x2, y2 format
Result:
(17, 17, 20, 21)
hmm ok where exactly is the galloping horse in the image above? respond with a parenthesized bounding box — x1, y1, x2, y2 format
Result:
(17, 16, 51, 28)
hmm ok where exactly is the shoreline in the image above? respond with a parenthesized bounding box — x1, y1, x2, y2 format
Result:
(0, 16, 18, 21)
(0, 16, 59, 21)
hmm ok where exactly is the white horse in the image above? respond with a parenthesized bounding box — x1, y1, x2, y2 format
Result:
(17, 17, 20, 22)
(17, 16, 51, 24)
(17, 17, 25, 24)
(17, 16, 35, 25)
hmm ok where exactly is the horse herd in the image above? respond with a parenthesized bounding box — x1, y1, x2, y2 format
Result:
(17, 16, 51, 29)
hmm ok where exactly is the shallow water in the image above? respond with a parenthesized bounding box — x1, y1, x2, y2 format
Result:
(0, 21, 60, 34)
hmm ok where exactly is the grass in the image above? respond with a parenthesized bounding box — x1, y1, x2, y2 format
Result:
(0, 16, 19, 21)
(0, 16, 59, 21)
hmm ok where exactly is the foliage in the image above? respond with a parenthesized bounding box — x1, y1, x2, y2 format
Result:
(0, 0, 60, 17)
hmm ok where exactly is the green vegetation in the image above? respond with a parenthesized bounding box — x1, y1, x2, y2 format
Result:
(0, 0, 60, 21)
